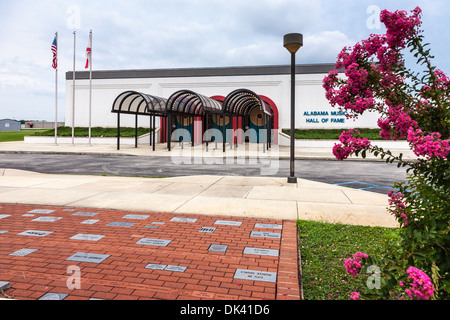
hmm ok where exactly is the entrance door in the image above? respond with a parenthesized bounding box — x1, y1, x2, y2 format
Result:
(249, 107, 268, 143)
(211, 114, 231, 143)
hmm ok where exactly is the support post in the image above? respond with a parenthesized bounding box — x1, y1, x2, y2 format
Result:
(191, 116, 194, 147)
(153, 115, 156, 152)
(288, 52, 297, 183)
(284, 33, 303, 184)
(117, 112, 120, 151)
(135, 114, 138, 148)
(222, 115, 226, 153)
(149, 115, 152, 147)
(167, 114, 171, 151)
(205, 114, 209, 153)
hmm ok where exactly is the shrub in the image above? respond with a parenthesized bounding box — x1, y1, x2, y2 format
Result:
(323, 6, 449, 299)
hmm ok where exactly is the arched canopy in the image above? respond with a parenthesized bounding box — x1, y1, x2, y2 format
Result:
(167, 90, 222, 115)
(222, 89, 273, 117)
(112, 91, 167, 115)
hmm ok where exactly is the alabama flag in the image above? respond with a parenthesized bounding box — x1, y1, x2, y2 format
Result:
(85, 31, 92, 69)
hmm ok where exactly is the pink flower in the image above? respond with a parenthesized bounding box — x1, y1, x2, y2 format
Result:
(407, 129, 450, 160)
(377, 102, 418, 141)
(433, 69, 450, 90)
(388, 191, 409, 226)
(403, 267, 434, 300)
(380, 7, 422, 48)
(333, 130, 372, 161)
(350, 292, 362, 300)
(354, 252, 369, 262)
(344, 252, 369, 276)
(323, 7, 424, 125)
(333, 144, 353, 161)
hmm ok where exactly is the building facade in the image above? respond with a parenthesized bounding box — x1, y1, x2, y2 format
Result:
(0, 119, 21, 131)
(66, 64, 380, 144)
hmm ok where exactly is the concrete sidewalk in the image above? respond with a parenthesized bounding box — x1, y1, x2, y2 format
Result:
(0, 169, 398, 228)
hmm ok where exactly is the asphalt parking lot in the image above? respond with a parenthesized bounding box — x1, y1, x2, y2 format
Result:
(0, 153, 407, 194)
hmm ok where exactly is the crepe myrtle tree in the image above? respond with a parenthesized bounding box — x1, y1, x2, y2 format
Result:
(323, 7, 449, 300)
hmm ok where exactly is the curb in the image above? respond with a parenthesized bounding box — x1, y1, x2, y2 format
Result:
(0, 150, 416, 162)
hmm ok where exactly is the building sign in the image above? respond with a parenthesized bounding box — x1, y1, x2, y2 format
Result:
(303, 109, 347, 125)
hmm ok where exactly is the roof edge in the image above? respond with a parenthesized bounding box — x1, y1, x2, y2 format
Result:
(66, 63, 339, 80)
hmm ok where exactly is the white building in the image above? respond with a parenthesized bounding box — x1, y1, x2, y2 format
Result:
(65, 64, 379, 145)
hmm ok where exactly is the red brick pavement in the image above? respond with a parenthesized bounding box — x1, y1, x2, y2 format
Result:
(0, 203, 300, 301)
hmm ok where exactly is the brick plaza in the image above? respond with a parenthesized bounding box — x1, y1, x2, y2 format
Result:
(0, 203, 299, 300)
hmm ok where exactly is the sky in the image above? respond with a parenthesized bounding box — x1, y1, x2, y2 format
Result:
(0, 0, 449, 122)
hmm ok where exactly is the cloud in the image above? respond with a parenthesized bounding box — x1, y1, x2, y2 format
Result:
(0, 0, 448, 121)
(301, 31, 355, 63)
(73, 0, 327, 69)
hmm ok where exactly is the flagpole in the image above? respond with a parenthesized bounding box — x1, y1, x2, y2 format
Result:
(72, 31, 76, 146)
(54, 32, 58, 146)
(88, 30, 93, 146)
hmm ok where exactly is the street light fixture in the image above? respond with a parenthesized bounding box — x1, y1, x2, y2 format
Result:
(284, 33, 303, 184)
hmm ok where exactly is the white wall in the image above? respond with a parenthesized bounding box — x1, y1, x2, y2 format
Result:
(65, 71, 380, 130)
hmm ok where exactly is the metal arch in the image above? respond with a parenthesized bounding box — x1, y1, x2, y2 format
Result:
(263, 101, 274, 117)
(227, 93, 250, 115)
(112, 91, 167, 115)
(182, 95, 201, 115)
(222, 90, 249, 115)
(112, 91, 168, 152)
(130, 95, 148, 114)
(221, 89, 274, 153)
(167, 90, 222, 115)
(148, 95, 168, 115)
(166, 90, 223, 151)
(167, 91, 193, 114)
(222, 89, 273, 117)
(111, 91, 129, 112)
(235, 97, 259, 115)
(112, 91, 136, 114)
(112, 91, 147, 114)
(198, 93, 222, 114)
(241, 102, 260, 116)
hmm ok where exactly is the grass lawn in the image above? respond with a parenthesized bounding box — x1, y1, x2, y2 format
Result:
(3, 127, 393, 141)
(283, 128, 396, 140)
(298, 220, 399, 300)
(0, 130, 48, 142)
(1, 127, 152, 142)
(36, 127, 151, 138)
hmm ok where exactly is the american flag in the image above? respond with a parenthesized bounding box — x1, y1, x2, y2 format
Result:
(51, 35, 57, 69)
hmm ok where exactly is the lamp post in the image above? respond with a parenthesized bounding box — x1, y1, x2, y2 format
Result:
(284, 33, 303, 184)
